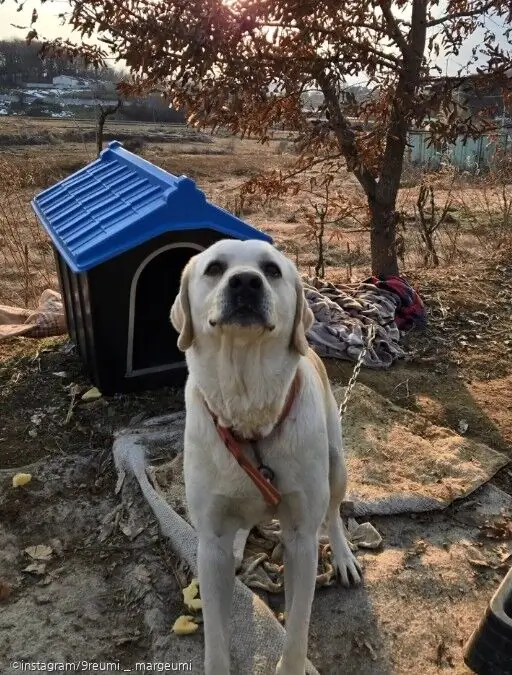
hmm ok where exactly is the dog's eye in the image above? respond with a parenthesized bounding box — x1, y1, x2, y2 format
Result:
(262, 262, 282, 278)
(204, 261, 225, 276)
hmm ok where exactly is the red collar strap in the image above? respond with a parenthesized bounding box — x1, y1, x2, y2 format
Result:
(204, 372, 301, 507)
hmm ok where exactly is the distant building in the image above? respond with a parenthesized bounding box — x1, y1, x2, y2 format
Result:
(425, 70, 512, 124)
(52, 75, 91, 90)
(23, 82, 54, 90)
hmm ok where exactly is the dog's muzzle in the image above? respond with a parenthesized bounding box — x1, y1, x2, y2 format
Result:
(219, 271, 269, 327)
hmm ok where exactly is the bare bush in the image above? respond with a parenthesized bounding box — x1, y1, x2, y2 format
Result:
(0, 195, 56, 307)
(396, 149, 512, 269)
(453, 158, 512, 260)
(296, 176, 361, 278)
(414, 181, 454, 267)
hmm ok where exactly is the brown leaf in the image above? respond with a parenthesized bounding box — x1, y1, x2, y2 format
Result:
(466, 546, 491, 568)
(0, 580, 12, 602)
(480, 518, 512, 541)
(23, 563, 47, 576)
(24, 545, 53, 561)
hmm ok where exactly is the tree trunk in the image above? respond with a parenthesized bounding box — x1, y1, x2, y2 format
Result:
(96, 100, 122, 157)
(368, 0, 428, 277)
(316, 1, 427, 278)
(369, 202, 400, 277)
(96, 114, 107, 157)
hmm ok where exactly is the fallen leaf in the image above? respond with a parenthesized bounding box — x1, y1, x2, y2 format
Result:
(24, 545, 53, 561)
(81, 387, 102, 402)
(480, 518, 512, 540)
(49, 538, 63, 556)
(499, 550, 512, 564)
(0, 580, 12, 601)
(348, 521, 383, 550)
(172, 615, 199, 635)
(12, 473, 32, 488)
(30, 412, 44, 426)
(466, 546, 490, 567)
(37, 575, 53, 586)
(23, 563, 47, 575)
(183, 578, 202, 611)
(119, 521, 144, 540)
(275, 612, 286, 624)
(415, 539, 428, 554)
(114, 632, 141, 647)
(364, 640, 377, 661)
(129, 412, 146, 426)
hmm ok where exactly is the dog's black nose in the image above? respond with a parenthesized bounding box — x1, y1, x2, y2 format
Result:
(228, 272, 263, 291)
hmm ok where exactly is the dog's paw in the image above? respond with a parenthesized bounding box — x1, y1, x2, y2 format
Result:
(334, 550, 362, 587)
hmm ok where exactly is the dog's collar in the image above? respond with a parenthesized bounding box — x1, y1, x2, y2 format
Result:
(203, 372, 301, 507)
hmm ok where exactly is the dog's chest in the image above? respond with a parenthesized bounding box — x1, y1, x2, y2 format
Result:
(209, 432, 308, 498)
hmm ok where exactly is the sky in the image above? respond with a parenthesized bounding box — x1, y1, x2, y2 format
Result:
(0, 0, 509, 79)
(0, 1, 74, 42)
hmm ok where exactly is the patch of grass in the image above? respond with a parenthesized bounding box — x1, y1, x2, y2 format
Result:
(0, 194, 57, 307)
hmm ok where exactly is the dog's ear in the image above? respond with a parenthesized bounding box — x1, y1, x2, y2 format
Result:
(170, 260, 194, 351)
(291, 276, 314, 355)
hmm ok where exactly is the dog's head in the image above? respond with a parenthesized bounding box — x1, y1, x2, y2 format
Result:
(170, 239, 314, 355)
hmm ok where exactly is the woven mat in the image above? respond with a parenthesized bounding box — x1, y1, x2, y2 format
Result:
(336, 383, 509, 515)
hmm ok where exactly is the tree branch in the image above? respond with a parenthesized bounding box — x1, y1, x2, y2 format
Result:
(282, 153, 345, 181)
(378, 0, 427, 206)
(426, 2, 495, 27)
(315, 70, 377, 200)
(257, 19, 401, 68)
(379, 0, 411, 55)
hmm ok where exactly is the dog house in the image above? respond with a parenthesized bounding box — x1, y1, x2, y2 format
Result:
(32, 141, 272, 395)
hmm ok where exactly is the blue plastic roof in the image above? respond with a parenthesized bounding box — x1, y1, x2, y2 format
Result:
(32, 140, 273, 273)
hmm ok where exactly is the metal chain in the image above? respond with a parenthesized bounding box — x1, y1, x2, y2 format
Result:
(338, 323, 377, 419)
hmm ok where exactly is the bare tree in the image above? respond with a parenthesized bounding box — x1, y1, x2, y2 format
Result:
(23, 0, 512, 274)
(96, 99, 122, 157)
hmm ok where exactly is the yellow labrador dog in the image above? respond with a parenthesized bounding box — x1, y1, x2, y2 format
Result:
(170, 239, 361, 675)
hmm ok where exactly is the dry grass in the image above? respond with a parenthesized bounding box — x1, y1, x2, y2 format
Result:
(0, 150, 83, 307)
(0, 195, 56, 307)
(0, 117, 511, 307)
(398, 170, 512, 269)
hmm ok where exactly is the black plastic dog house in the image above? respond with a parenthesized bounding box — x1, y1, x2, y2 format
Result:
(32, 141, 272, 395)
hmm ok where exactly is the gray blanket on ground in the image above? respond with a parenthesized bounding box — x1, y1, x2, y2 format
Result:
(2, 279, 407, 370)
(303, 276, 406, 368)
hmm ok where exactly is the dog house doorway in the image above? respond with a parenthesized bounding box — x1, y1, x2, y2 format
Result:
(127, 243, 204, 376)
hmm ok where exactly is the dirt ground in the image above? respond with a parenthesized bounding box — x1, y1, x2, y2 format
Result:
(1, 335, 511, 674)
(0, 118, 511, 673)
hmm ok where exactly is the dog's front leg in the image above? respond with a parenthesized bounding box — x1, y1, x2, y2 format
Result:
(198, 527, 237, 675)
(276, 527, 318, 675)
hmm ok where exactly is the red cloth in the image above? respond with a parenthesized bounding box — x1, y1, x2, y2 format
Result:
(365, 275, 426, 331)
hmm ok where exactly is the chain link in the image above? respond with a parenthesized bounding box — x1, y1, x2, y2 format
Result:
(338, 323, 377, 419)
